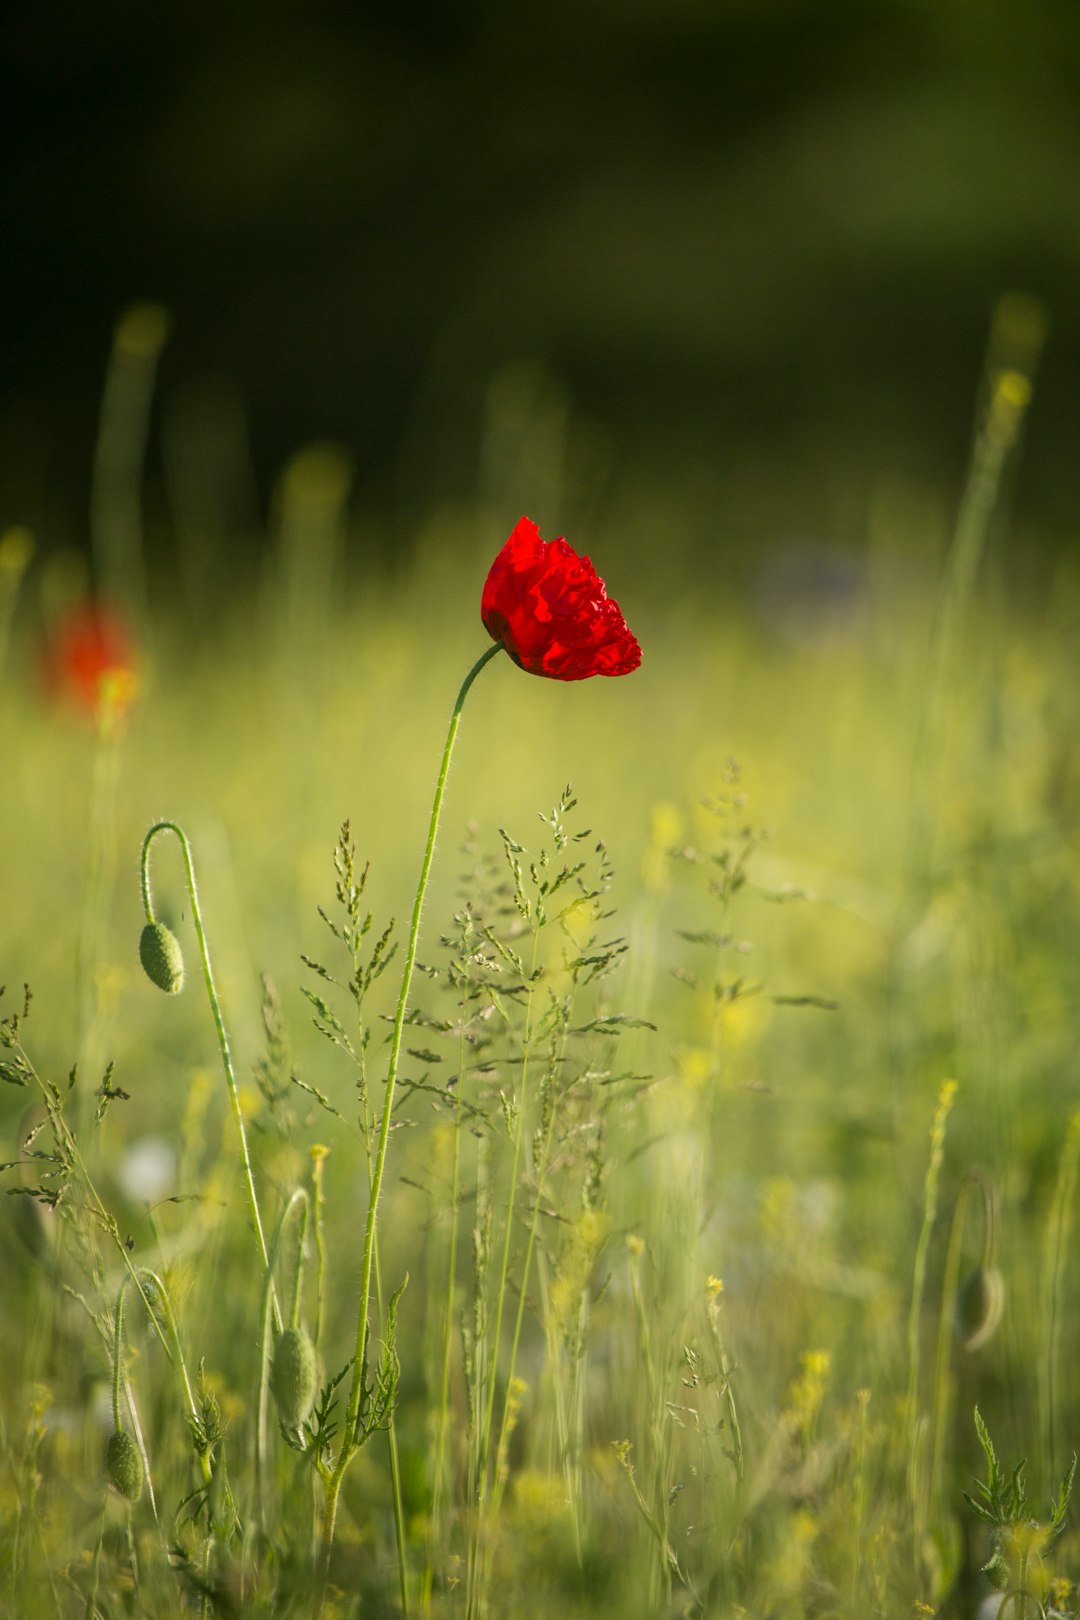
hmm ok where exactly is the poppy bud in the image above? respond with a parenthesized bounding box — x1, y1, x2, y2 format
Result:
(139, 921, 185, 994)
(957, 1264, 1005, 1351)
(270, 1327, 317, 1428)
(106, 1429, 144, 1501)
(983, 1539, 1010, 1591)
(136, 1270, 170, 1334)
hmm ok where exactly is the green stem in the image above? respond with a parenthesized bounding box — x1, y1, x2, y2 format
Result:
(536, 1247, 583, 1563)
(490, 1079, 558, 1519)
(111, 1285, 127, 1432)
(76, 720, 123, 1111)
(430, 1058, 464, 1558)
(310, 1148, 329, 1357)
(928, 1175, 974, 1526)
(257, 1191, 310, 1526)
(373, 1236, 411, 1618)
(289, 1196, 310, 1331)
(135, 1268, 212, 1494)
(430, 921, 480, 1590)
(1039, 1109, 1080, 1478)
(134, 1271, 196, 1415)
(344, 644, 501, 1440)
(705, 1303, 744, 1496)
(467, 931, 540, 1620)
(140, 820, 280, 1332)
(313, 641, 502, 1620)
(906, 1079, 958, 1549)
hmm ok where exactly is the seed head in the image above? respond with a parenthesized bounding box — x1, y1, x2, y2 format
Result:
(139, 922, 185, 994)
(957, 1264, 1005, 1352)
(106, 1429, 144, 1501)
(270, 1327, 317, 1428)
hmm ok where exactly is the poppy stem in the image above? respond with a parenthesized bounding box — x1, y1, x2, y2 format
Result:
(140, 821, 280, 1331)
(314, 641, 503, 1618)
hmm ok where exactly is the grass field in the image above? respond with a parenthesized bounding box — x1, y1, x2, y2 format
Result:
(2, 353, 1080, 1618)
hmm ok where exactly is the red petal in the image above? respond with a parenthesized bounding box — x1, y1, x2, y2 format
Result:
(481, 518, 640, 681)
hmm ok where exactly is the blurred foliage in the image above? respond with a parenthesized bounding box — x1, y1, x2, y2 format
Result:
(3, 0, 1079, 576)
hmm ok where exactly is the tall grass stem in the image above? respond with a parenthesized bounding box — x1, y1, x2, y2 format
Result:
(906, 1078, 958, 1548)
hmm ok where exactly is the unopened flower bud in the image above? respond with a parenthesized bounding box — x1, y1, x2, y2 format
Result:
(270, 1327, 317, 1428)
(136, 1270, 169, 1334)
(983, 1540, 1010, 1591)
(957, 1264, 1005, 1352)
(106, 1429, 144, 1501)
(139, 922, 185, 994)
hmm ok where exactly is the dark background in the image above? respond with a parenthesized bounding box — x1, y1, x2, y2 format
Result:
(4, 0, 1079, 577)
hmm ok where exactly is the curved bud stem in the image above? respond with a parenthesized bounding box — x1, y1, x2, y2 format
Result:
(134, 1268, 200, 1422)
(140, 819, 280, 1333)
(976, 1169, 997, 1269)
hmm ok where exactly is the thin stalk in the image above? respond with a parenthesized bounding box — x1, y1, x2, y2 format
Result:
(928, 1175, 975, 1523)
(120, 1369, 160, 1525)
(628, 1243, 670, 1609)
(1039, 1109, 1080, 1476)
(569, 1287, 589, 1543)
(536, 1247, 584, 1564)
(76, 716, 124, 1101)
(0, 526, 34, 682)
(310, 1146, 330, 1355)
(903, 367, 1036, 904)
(372, 1233, 410, 1617)
(464, 1133, 492, 1548)
(705, 1297, 744, 1495)
(426, 998, 471, 1612)
(140, 820, 280, 1332)
(466, 931, 541, 1620)
(489, 1075, 558, 1520)
(133, 1267, 214, 1504)
(111, 1285, 127, 1432)
(91, 301, 169, 624)
(135, 1269, 199, 1421)
(906, 1078, 958, 1548)
(313, 642, 502, 1620)
(256, 1191, 310, 1525)
(84, 1502, 108, 1620)
(850, 1390, 870, 1608)
(289, 1197, 309, 1330)
(353, 912, 411, 1620)
(890, 343, 1039, 1149)
(477, 936, 541, 1482)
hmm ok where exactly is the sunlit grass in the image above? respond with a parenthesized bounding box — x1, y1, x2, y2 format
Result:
(3, 456, 1080, 1616)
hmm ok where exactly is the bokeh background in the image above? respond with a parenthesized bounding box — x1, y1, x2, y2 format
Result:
(5, 12, 1080, 1612)
(4, 0, 1079, 594)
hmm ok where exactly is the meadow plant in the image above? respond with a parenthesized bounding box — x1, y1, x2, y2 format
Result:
(964, 1408, 1076, 1618)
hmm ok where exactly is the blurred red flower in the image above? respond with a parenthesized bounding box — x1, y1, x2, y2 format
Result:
(481, 516, 641, 680)
(43, 601, 138, 724)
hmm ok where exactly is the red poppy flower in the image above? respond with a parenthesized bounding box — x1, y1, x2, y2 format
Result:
(43, 601, 138, 723)
(481, 516, 641, 680)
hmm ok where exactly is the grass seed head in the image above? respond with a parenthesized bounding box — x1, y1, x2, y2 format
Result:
(139, 921, 185, 994)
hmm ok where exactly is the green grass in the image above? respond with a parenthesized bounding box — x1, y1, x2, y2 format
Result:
(3, 401, 1080, 1619)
